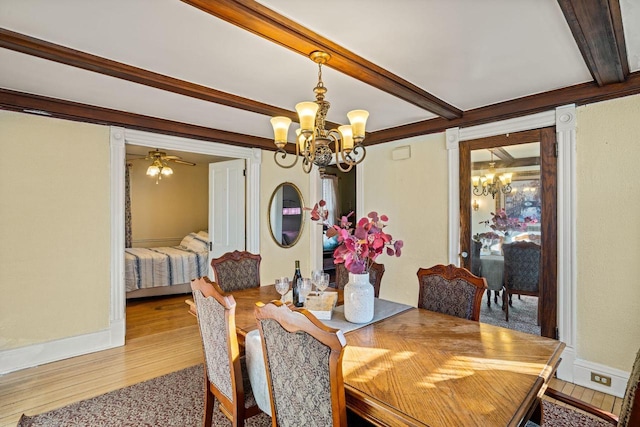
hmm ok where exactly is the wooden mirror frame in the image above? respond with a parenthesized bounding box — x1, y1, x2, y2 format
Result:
(268, 182, 305, 248)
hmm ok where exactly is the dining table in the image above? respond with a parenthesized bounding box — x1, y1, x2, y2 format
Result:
(191, 284, 565, 427)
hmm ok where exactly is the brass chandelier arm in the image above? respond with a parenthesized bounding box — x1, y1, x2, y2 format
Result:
(273, 141, 300, 169)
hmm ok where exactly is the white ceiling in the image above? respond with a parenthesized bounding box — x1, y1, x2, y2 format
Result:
(0, 0, 639, 144)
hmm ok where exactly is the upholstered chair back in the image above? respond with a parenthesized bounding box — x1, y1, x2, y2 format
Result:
(335, 262, 385, 297)
(211, 250, 261, 292)
(618, 347, 640, 427)
(416, 264, 486, 321)
(191, 277, 262, 426)
(255, 301, 348, 427)
(502, 242, 541, 294)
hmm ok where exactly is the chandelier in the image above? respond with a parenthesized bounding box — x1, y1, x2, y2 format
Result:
(270, 51, 369, 174)
(472, 153, 512, 199)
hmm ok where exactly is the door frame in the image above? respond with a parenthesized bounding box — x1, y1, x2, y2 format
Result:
(459, 128, 557, 338)
(446, 105, 578, 382)
(109, 127, 261, 344)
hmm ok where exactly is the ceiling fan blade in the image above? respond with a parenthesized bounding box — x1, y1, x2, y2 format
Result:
(163, 155, 180, 160)
(170, 159, 196, 166)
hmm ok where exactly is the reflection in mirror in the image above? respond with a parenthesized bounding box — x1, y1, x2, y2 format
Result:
(471, 142, 541, 257)
(269, 182, 305, 248)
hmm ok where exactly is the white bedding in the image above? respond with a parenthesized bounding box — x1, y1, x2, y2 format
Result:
(125, 246, 208, 293)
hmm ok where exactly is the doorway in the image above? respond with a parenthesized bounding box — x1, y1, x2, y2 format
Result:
(109, 127, 261, 345)
(459, 128, 557, 338)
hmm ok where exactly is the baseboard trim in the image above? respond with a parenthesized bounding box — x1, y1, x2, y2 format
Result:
(0, 320, 124, 375)
(572, 357, 629, 398)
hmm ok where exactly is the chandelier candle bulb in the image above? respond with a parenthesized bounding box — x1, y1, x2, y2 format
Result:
(472, 176, 480, 187)
(270, 116, 292, 146)
(338, 125, 354, 151)
(347, 110, 369, 139)
(295, 102, 318, 133)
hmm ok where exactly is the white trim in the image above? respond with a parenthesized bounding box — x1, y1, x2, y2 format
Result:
(459, 111, 555, 141)
(0, 320, 124, 375)
(447, 106, 580, 384)
(573, 357, 630, 398)
(310, 170, 323, 271)
(247, 148, 262, 253)
(446, 127, 460, 265)
(110, 128, 126, 344)
(554, 105, 578, 382)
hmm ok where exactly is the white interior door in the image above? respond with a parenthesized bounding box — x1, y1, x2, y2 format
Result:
(209, 159, 246, 277)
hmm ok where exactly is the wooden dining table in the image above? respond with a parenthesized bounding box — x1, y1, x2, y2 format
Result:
(190, 284, 564, 427)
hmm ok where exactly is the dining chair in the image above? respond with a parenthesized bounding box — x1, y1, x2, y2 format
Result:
(530, 346, 639, 427)
(416, 264, 486, 321)
(502, 241, 541, 322)
(191, 277, 265, 427)
(211, 250, 262, 292)
(334, 262, 385, 297)
(254, 300, 349, 427)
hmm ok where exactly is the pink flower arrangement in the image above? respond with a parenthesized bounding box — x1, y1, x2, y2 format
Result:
(308, 200, 403, 274)
(480, 208, 535, 235)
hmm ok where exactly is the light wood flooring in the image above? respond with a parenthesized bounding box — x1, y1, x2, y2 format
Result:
(0, 294, 623, 426)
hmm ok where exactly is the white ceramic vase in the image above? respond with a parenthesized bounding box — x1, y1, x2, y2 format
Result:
(344, 272, 374, 323)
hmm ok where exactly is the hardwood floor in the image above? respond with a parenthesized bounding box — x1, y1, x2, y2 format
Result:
(0, 294, 202, 427)
(0, 294, 623, 426)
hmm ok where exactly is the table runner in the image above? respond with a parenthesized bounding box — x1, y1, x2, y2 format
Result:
(245, 298, 413, 415)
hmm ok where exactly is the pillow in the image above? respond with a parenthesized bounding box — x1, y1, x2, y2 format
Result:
(181, 232, 209, 252)
(179, 233, 196, 249)
(197, 230, 209, 239)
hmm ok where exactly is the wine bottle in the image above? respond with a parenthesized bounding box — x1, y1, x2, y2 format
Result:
(292, 260, 303, 307)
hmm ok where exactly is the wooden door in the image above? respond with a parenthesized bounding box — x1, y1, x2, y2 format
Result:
(459, 127, 558, 338)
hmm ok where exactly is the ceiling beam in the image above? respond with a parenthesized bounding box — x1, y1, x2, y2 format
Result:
(0, 27, 349, 130)
(473, 157, 540, 170)
(557, 0, 629, 86)
(488, 147, 514, 162)
(0, 88, 284, 151)
(366, 70, 640, 145)
(181, 0, 463, 120)
(0, 27, 291, 121)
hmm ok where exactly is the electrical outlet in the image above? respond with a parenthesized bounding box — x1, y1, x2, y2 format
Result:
(590, 372, 612, 386)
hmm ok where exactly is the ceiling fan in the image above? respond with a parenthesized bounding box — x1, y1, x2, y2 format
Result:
(131, 149, 196, 184)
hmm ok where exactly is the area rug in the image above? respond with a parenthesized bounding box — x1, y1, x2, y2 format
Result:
(524, 400, 613, 427)
(17, 365, 271, 427)
(479, 291, 541, 335)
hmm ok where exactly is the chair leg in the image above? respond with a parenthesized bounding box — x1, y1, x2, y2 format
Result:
(487, 290, 491, 307)
(203, 379, 215, 427)
(503, 289, 509, 321)
(494, 290, 499, 304)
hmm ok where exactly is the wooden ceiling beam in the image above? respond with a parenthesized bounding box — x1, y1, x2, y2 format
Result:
(489, 147, 514, 162)
(557, 0, 628, 86)
(366, 71, 640, 145)
(181, 0, 462, 120)
(0, 88, 285, 151)
(0, 27, 299, 121)
(0, 27, 349, 130)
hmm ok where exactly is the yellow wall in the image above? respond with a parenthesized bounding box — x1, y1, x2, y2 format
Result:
(259, 152, 312, 284)
(0, 111, 110, 350)
(576, 94, 640, 371)
(360, 135, 449, 305)
(129, 160, 208, 247)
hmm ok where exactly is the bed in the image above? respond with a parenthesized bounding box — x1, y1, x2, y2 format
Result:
(125, 231, 209, 299)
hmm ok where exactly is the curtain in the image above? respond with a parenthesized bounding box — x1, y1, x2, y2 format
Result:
(321, 175, 339, 226)
(125, 163, 132, 248)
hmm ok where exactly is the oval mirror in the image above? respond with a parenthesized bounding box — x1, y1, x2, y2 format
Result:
(268, 182, 305, 248)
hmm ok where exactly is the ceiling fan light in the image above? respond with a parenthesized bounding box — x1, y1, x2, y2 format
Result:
(347, 110, 369, 138)
(146, 165, 160, 176)
(295, 102, 319, 134)
(161, 166, 173, 176)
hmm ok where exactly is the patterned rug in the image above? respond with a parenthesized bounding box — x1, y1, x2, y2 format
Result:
(479, 291, 541, 335)
(525, 400, 613, 427)
(17, 365, 271, 427)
